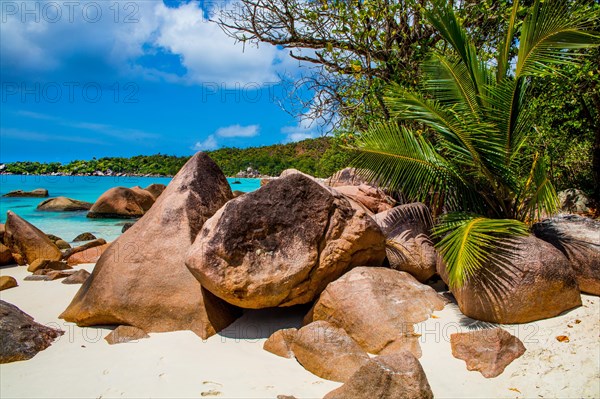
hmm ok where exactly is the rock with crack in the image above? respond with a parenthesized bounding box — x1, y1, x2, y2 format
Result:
(186, 174, 386, 309)
(306, 267, 445, 357)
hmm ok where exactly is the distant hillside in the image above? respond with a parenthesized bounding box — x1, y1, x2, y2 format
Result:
(0, 137, 351, 178)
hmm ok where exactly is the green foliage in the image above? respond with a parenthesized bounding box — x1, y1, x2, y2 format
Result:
(352, 0, 600, 288)
(2, 138, 349, 178)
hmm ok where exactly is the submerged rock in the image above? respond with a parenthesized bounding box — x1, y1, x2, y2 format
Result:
(3, 189, 48, 198)
(0, 300, 63, 363)
(60, 152, 241, 339)
(36, 197, 92, 212)
(186, 174, 386, 309)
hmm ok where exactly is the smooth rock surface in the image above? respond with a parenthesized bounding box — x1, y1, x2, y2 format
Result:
(323, 351, 434, 399)
(60, 152, 241, 339)
(27, 259, 71, 273)
(291, 321, 369, 383)
(333, 184, 395, 214)
(307, 267, 445, 356)
(73, 232, 97, 242)
(0, 276, 18, 291)
(144, 183, 167, 200)
(263, 328, 297, 358)
(533, 215, 600, 296)
(86, 187, 154, 218)
(65, 243, 109, 266)
(0, 300, 63, 363)
(451, 328, 526, 378)
(187, 174, 386, 309)
(442, 235, 582, 323)
(4, 211, 62, 265)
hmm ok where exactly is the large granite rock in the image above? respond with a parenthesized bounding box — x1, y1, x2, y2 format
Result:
(533, 215, 600, 296)
(3, 189, 48, 198)
(306, 267, 445, 356)
(144, 183, 167, 200)
(86, 187, 154, 219)
(333, 185, 395, 214)
(373, 203, 438, 282)
(36, 197, 92, 212)
(0, 300, 64, 363)
(186, 174, 386, 309)
(4, 211, 62, 265)
(60, 152, 241, 339)
(291, 321, 369, 382)
(441, 235, 582, 323)
(451, 328, 526, 378)
(324, 351, 434, 399)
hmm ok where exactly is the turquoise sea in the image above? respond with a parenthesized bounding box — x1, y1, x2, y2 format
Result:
(0, 175, 260, 243)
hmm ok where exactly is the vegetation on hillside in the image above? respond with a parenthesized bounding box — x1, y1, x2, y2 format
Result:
(0, 137, 351, 178)
(352, 0, 600, 287)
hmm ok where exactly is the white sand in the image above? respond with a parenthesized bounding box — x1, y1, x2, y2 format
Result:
(1, 263, 599, 399)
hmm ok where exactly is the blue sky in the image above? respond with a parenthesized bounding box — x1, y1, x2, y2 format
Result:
(0, 0, 319, 163)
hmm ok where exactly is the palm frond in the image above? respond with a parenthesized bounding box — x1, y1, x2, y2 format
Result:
(433, 213, 529, 289)
(497, 0, 520, 81)
(351, 123, 460, 205)
(516, 0, 600, 79)
(516, 154, 559, 222)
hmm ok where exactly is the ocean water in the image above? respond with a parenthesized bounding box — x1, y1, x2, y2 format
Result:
(0, 175, 260, 242)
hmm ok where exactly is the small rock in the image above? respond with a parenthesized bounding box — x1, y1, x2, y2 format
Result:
(66, 243, 109, 266)
(291, 320, 369, 383)
(263, 328, 297, 358)
(2, 188, 48, 198)
(73, 232, 97, 242)
(0, 276, 18, 291)
(55, 240, 71, 250)
(62, 239, 107, 260)
(62, 269, 91, 284)
(27, 259, 71, 273)
(121, 223, 134, 233)
(0, 243, 14, 266)
(451, 328, 526, 378)
(105, 325, 149, 344)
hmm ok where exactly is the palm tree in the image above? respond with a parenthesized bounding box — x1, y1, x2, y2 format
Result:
(352, 0, 600, 288)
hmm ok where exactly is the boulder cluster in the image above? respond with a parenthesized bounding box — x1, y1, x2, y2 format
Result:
(1, 154, 598, 395)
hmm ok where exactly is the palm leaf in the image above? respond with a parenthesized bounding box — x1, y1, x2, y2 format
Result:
(433, 214, 529, 289)
(516, 0, 600, 79)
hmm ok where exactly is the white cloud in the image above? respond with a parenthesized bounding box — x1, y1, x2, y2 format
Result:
(193, 134, 219, 151)
(0, 1, 298, 86)
(215, 124, 259, 138)
(193, 123, 260, 151)
(281, 118, 319, 143)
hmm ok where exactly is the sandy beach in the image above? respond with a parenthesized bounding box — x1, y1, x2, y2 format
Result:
(1, 262, 598, 399)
